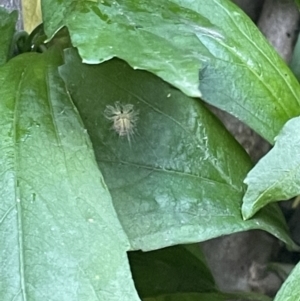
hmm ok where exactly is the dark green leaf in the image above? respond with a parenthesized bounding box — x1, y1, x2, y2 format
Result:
(0, 48, 140, 301)
(242, 116, 300, 220)
(129, 244, 216, 298)
(42, 0, 300, 142)
(0, 7, 17, 65)
(143, 292, 271, 301)
(274, 262, 300, 301)
(59, 47, 296, 251)
(290, 34, 300, 81)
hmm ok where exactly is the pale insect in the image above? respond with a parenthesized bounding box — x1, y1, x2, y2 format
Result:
(104, 102, 139, 142)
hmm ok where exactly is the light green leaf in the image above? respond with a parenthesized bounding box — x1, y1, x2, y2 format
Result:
(42, 0, 217, 97)
(129, 244, 216, 298)
(59, 47, 296, 251)
(42, 0, 300, 142)
(274, 262, 300, 301)
(0, 48, 140, 301)
(0, 7, 17, 65)
(197, 1, 300, 143)
(242, 116, 300, 220)
(21, 0, 42, 33)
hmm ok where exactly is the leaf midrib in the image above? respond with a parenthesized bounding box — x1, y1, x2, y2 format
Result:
(100, 159, 241, 192)
(14, 69, 27, 301)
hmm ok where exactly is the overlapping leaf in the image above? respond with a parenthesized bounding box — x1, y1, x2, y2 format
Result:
(143, 292, 271, 301)
(290, 34, 300, 81)
(274, 262, 300, 301)
(0, 7, 17, 65)
(42, 0, 300, 142)
(0, 48, 140, 301)
(197, 1, 300, 143)
(59, 48, 296, 251)
(130, 244, 270, 301)
(242, 116, 300, 220)
(43, 0, 212, 97)
(129, 244, 216, 297)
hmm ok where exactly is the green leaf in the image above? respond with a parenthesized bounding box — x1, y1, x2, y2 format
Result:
(128, 244, 270, 301)
(274, 261, 300, 301)
(0, 48, 140, 301)
(143, 292, 271, 301)
(0, 7, 17, 65)
(197, 1, 300, 143)
(129, 244, 216, 298)
(59, 47, 296, 251)
(42, 0, 300, 143)
(242, 116, 300, 220)
(42, 0, 215, 97)
(130, 244, 271, 301)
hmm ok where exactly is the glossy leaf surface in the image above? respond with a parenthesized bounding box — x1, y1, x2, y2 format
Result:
(42, 0, 214, 97)
(274, 262, 300, 301)
(42, 0, 300, 142)
(0, 7, 17, 65)
(242, 116, 300, 220)
(197, 1, 300, 143)
(0, 48, 140, 301)
(60, 48, 296, 251)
